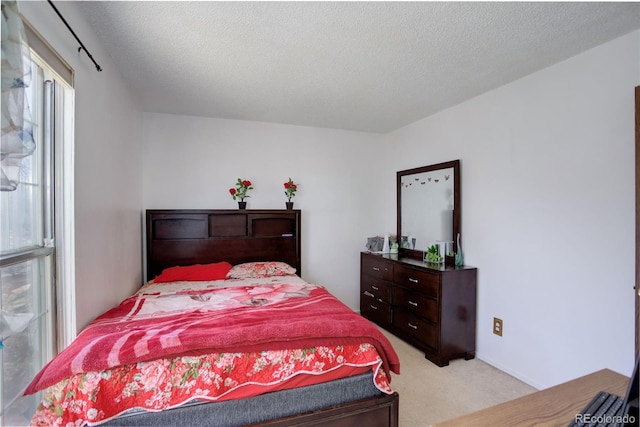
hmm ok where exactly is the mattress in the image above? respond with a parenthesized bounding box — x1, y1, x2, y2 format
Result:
(100, 371, 380, 427)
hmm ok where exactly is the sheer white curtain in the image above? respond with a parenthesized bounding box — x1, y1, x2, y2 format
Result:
(1, 0, 35, 191)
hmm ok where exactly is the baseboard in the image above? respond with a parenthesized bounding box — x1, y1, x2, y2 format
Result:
(474, 352, 543, 390)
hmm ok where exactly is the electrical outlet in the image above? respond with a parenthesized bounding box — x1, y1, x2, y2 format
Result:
(493, 317, 503, 336)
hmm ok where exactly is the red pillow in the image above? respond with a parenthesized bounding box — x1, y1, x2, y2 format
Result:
(154, 262, 233, 283)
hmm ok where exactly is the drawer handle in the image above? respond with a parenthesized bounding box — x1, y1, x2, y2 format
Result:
(370, 305, 378, 310)
(372, 267, 380, 271)
(363, 291, 374, 298)
(408, 322, 418, 330)
(409, 278, 419, 283)
(371, 285, 379, 291)
(408, 300, 418, 307)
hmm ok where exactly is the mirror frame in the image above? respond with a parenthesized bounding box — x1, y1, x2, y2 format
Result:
(396, 159, 460, 260)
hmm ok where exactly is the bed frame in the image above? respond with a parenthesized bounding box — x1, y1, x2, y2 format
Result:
(147, 209, 302, 280)
(145, 209, 399, 427)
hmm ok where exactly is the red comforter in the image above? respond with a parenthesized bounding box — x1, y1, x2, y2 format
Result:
(26, 281, 400, 395)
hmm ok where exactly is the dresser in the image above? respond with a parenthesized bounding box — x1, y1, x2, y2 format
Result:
(360, 251, 477, 367)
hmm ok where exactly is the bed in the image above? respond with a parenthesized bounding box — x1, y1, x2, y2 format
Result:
(26, 209, 400, 426)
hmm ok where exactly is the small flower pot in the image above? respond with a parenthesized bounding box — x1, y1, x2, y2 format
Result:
(445, 255, 456, 267)
(238, 201, 247, 209)
(285, 202, 294, 210)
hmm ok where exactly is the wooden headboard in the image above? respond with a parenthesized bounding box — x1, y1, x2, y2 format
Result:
(146, 209, 301, 280)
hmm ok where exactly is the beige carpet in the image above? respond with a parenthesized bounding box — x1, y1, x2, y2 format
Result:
(380, 328, 537, 426)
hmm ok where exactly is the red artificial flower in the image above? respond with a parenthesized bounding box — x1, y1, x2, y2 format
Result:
(284, 178, 298, 202)
(230, 178, 253, 201)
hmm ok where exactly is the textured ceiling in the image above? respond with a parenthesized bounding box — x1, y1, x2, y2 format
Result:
(77, 2, 640, 134)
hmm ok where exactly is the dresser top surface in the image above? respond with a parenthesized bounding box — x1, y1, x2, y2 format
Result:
(362, 251, 476, 272)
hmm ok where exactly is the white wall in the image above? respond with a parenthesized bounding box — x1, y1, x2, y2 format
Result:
(384, 31, 640, 388)
(142, 114, 387, 307)
(20, 1, 144, 331)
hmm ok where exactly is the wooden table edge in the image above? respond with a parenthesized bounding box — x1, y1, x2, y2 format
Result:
(431, 369, 629, 427)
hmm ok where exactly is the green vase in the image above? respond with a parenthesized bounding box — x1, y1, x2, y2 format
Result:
(455, 233, 464, 267)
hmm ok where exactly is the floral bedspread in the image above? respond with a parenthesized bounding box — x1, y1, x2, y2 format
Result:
(31, 343, 389, 426)
(29, 277, 399, 426)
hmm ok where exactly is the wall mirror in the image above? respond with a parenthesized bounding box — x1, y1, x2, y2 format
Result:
(397, 160, 460, 257)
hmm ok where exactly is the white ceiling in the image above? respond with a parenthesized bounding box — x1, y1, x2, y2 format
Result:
(77, 1, 640, 134)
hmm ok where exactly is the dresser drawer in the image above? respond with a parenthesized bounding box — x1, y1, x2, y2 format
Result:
(394, 286, 437, 323)
(361, 293, 392, 324)
(394, 264, 439, 297)
(361, 276, 392, 303)
(361, 254, 393, 281)
(393, 310, 437, 350)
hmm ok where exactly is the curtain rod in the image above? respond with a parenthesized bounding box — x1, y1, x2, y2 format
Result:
(47, 0, 102, 72)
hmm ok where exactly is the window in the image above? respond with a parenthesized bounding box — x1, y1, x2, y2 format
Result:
(0, 51, 74, 425)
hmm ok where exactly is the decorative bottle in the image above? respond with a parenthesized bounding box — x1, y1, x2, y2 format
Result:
(455, 233, 464, 267)
(382, 233, 390, 253)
